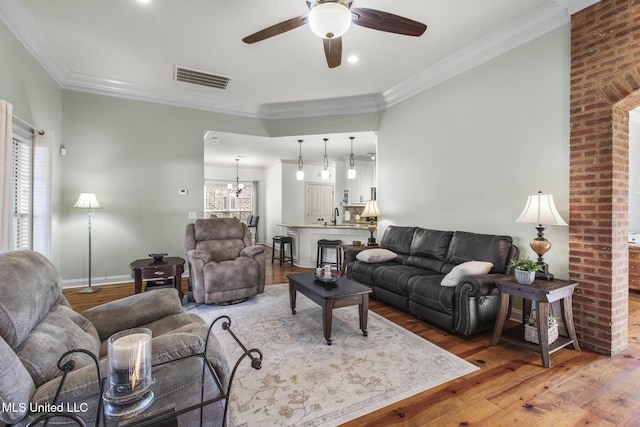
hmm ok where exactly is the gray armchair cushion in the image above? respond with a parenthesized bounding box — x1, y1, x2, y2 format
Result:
(0, 336, 34, 424)
(0, 251, 63, 348)
(15, 303, 100, 387)
(82, 288, 185, 341)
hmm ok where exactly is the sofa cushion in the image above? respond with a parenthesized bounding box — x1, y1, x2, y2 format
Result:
(440, 261, 494, 287)
(408, 275, 456, 315)
(405, 229, 454, 272)
(373, 265, 436, 297)
(348, 260, 397, 287)
(379, 226, 417, 262)
(356, 248, 398, 263)
(444, 231, 514, 274)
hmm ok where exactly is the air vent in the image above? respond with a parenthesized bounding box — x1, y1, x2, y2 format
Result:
(174, 66, 230, 90)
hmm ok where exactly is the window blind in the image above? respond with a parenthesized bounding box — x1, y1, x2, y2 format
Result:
(12, 128, 33, 250)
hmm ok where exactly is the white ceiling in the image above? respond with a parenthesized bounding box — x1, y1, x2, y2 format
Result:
(1, 0, 598, 120)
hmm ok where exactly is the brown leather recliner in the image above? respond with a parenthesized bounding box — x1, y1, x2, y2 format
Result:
(185, 218, 266, 304)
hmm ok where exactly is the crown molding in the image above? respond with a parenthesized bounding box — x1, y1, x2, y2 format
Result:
(63, 72, 265, 118)
(1, 0, 599, 120)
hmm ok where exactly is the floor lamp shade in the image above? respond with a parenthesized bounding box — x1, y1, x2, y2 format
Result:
(75, 193, 101, 293)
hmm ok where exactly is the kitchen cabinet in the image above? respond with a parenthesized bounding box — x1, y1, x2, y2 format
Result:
(346, 162, 374, 205)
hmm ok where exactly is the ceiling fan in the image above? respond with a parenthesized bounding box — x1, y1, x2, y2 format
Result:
(242, 0, 427, 68)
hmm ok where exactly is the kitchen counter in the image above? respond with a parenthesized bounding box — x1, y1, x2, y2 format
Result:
(277, 223, 371, 268)
(277, 223, 369, 230)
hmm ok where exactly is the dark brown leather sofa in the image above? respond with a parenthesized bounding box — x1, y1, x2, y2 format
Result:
(347, 226, 518, 336)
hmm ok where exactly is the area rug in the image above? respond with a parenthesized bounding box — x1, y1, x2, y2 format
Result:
(187, 284, 478, 426)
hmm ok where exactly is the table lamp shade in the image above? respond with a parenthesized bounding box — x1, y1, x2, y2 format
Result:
(74, 193, 101, 209)
(515, 192, 566, 226)
(361, 200, 381, 218)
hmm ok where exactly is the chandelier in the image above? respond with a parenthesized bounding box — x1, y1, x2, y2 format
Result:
(228, 157, 244, 197)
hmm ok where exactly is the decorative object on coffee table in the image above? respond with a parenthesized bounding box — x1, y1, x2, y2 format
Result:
(511, 258, 543, 285)
(515, 191, 567, 280)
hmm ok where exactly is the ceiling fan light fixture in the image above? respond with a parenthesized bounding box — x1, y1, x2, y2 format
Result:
(308, 2, 352, 39)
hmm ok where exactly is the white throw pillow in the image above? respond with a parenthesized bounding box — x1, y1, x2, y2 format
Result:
(356, 248, 398, 263)
(440, 261, 494, 287)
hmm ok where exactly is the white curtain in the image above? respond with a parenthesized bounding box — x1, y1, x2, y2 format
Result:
(33, 130, 51, 256)
(0, 101, 13, 251)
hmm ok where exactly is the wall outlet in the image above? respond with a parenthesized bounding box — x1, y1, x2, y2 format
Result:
(188, 212, 197, 219)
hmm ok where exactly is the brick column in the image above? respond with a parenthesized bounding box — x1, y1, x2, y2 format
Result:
(570, 0, 640, 355)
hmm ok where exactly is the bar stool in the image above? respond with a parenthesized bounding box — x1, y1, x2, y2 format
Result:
(317, 239, 342, 271)
(272, 236, 293, 266)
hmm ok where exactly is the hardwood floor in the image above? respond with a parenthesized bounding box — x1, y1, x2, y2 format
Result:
(62, 247, 640, 426)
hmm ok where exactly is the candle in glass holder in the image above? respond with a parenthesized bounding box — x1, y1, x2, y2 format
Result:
(107, 328, 152, 400)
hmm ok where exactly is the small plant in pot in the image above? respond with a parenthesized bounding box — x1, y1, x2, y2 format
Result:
(510, 258, 543, 284)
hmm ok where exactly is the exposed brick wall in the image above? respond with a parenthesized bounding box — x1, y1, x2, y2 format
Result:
(570, 0, 640, 355)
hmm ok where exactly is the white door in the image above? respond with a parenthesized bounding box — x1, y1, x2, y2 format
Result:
(307, 183, 334, 224)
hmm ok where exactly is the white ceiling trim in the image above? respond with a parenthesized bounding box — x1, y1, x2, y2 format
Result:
(0, 0, 600, 120)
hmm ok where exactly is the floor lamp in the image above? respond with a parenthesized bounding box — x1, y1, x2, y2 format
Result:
(75, 193, 101, 293)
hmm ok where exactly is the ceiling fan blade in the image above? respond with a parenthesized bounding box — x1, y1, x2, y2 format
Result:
(350, 8, 427, 37)
(242, 16, 308, 44)
(323, 37, 342, 68)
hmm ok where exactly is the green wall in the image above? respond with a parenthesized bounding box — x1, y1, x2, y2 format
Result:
(378, 26, 570, 277)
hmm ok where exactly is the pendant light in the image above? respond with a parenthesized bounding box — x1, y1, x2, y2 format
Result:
(296, 139, 304, 181)
(228, 157, 244, 197)
(321, 138, 330, 179)
(347, 136, 356, 179)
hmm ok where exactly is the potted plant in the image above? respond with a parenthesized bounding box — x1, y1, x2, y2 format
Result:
(510, 258, 543, 284)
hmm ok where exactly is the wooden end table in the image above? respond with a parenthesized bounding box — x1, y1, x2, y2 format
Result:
(130, 257, 185, 300)
(490, 276, 581, 368)
(287, 272, 371, 345)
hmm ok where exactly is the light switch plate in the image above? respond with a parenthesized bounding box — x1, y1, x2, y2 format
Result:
(179, 189, 188, 196)
(188, 212, 197, 219)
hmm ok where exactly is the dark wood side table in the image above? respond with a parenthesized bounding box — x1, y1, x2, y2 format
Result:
(130, 257, 185, 300)
(490, 276, 581, 368)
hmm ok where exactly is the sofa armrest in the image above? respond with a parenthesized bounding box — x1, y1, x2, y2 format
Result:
(456, 273, 503, 297)
(187, 249, 211, 263)
(241, 245, 265, 259)
(82, 288, 185, 341)
(454, 273, 504, 336)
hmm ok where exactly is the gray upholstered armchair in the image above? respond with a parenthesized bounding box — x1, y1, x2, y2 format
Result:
(0, 250, 236, 426)
(185, 218, 266, 304)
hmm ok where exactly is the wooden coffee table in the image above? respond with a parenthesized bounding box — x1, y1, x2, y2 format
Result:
(287, 272, 372, 345)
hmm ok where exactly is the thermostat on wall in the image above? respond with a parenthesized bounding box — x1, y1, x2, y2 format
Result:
(178, 189, 188, 196)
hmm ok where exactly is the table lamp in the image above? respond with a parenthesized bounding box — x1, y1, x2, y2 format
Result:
(515, 191, 567, 280)
(75, 192, 101, 293)
(361, 200, 382, 246)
